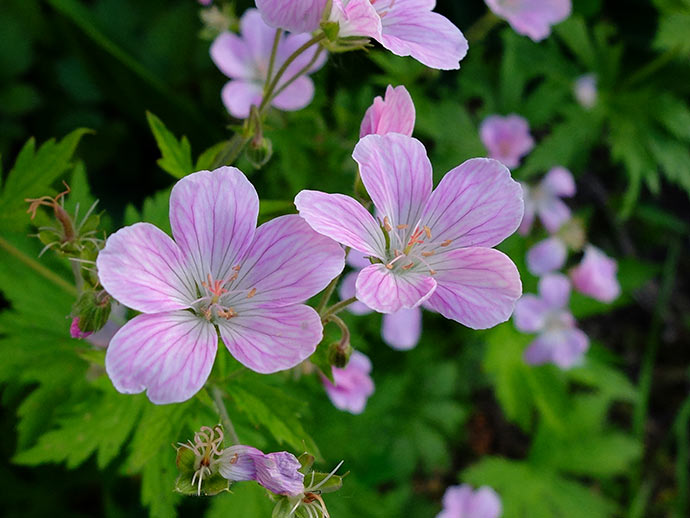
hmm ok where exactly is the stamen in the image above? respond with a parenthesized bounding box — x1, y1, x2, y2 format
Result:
(396, 224, 408, 230)
(423, 225, 432, 239)
(383, 216, 392, 232)
(421, 251, 435, 257)
(217, 308, 237, 319)
(407, 227, 425, 247)
(429, 269, 436, 275)
(246, 288, 257, 298)
(233, 264, 242, 271)
(229, 453, 239, 465)
(440, 239, 452, 247)
(402, 262, 414, 270)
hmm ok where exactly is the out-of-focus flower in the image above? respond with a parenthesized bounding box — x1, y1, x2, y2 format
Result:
(519, 166, 575, 235)
(570, 245, 620, 303)
(526, 235, 567, 276)
(210, 9, 327, 119)
(485, 0, 572, 42)
(219, 446, 305, 495)
(339, 250, 422, 350)
(479, 114, 535, 169)
(514, 273, 589, 369)
(360, 84, 416, 138)
(97, 167, 344, 404)
(255, 0, 328, 33)
(329, 0, 469, 70)
(437, 484, 502, 518)
(296, 134, 523, 329)
(574, 74, 598, 109)
(198, 0, 213, 5)
(322, 350, 375, 414)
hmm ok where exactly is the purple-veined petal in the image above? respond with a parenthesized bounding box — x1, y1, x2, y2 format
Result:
(295, 190, 387, 258)
(353, 134, 432, 233)
(518, 189, 536, 235)
(538, 272, 571, 309)
(323, 350, 375, 414)
(105, 312, 217, 404)
(329, 0, 382, 39)
(526, 236, 567, 275)
(170, 167, 258, 286)
(513, 294, 548, 333)
(219, 445, 263, 481)
(230, 214, 344, 308)
(255, 451, 305, 495)
(421, 158, 524, 249)
(220, 80, 264, 119)
(271, 76, 315, 112)
(355, 263, 436, 314)
(569, 245, 620, 302)
(210, 32, 252, 80)
(377, 0, 468, 70)
(339, 271, 373, 315)
(97, 223, 195, 313)
(255, 0, 328, 33)
(242, 8, 284, 64)
(360, 84, 416, 138)
(425, 247, 522, 329)
(347, 248, 373, 269)
(541, 166, 575, 197)
(381, 306, 422, 350)
(538, 196, 571, 233)
(217, 304, 322, 373)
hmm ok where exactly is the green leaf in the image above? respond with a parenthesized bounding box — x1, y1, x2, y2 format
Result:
(196, 142, 226, 170)
(555, 16, 596, 69)
(655, 12, 690, 55)
(141, 448, 181, 518)
(463, 457, 616, 518)
(146, 111, 193, 179)
(0, 128, 91, 230)
(206, 484, 274, 518)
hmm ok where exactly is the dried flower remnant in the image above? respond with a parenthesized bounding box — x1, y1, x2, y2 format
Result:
(97, 167, 345, 404)
(514, 273, 589, 369)
(479, 114, 535, 169)
(296, 133, 523, 330)
(177, 425, 227, 496)
(210, 9, 327, 118)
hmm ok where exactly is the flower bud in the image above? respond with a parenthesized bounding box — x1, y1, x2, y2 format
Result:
(245, 135, 273, 169)
(328, 340, 352, 368)
(71, 289, 111, 334)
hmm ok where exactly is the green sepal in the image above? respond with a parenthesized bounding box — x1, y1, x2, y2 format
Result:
(298, 453, 315, 474)
(321, 21, 340, 42)
(174, 470, 230, 497)
(72, 289, 111, 333)
(304, 471, 345, 494)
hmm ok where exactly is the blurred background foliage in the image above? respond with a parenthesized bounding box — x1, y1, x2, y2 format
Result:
(0, 0, 689, 517)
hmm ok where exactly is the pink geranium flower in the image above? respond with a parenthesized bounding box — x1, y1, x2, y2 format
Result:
(210, 9, 327, 119)
(255, 0, 328, 34)
(339, 251, 422, 350)
(322, 350, 375, 414)
(513, 273, 589, 368)
(438, 484, 502, 518)
(329, 0, 469, 70)
(360, 84, 416, 138)
(526, 235, 567, 276)
(479, 114, 535, 169)
(296, 134, 523, 329)
(485, 0, 572, 42)
(519, 166, 575, 235)
(570, 245, 620, 303)
(97, 167, 345, 404)
(220, 446, 305, 495)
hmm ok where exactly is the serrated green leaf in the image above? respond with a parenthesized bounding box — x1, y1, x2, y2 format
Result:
(146, 111, 193, 179)
(206, 484, 274, 518)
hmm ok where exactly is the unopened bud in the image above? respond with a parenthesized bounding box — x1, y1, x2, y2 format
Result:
(328, 340, 352, 368)
(245, 135, 273, 169)
(72, 289, 111, 334)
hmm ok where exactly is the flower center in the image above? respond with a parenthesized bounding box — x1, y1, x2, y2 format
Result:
(192, 268, 257, 323)
(379, 216, 452, 276)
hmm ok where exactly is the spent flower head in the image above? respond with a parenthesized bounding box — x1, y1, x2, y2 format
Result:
(176, 425, 227, 496)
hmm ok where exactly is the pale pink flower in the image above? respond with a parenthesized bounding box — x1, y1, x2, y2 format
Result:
(514, 273, 589, 368)
(219, 446, 305, 495)
(97, 167, 344, 404)
(574, 74, 597, 109)
(438, 484, 502, 518)
(570, 245, 620, 303)
(519, 166, 575, 235)
(296, 134, 523, 329)
(329, 0, 469, 70)
(479, 114, 535, 169)
(322, 350, 375, 414)
(210, 9, 327, 119)
(360, 84, 416, 138)
(339, 251, 422, 350)
(526, 236, 567, 276)
(485, 0, 572, 42)
(255, 0, 328, 33)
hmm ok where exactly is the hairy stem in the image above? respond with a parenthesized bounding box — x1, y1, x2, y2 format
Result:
(211, 132, 252, 168)
(211, 386, 240, 445)
(270, 46, 325, 103)
(265, 28, 283, 90)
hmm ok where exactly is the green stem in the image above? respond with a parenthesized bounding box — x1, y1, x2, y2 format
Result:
(623, 48, 679, 88)
(466, 10, 501, 43)
(211, 386, 240, 445)
(321, 296, 358, 320)
(259, 33, 326, 112)
(317, 275, 341, 315)
(325, 313, 350, 347)
(0, 235, 77, 296)
(264, 28, 283, 90)
(211, 132, 252, 168)
(271, 46, 325, 102)
(673, 395, 690, 518)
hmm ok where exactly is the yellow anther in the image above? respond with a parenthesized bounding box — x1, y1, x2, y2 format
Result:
(440, 239, 452, 247)
(423, 226, 432, 239)
(247, 288, 257, 298)
(422, 251, 435, 257)
(397, 224, 408, 230)
(383, 216, 392, 232)
(402, 262, 414, 270)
